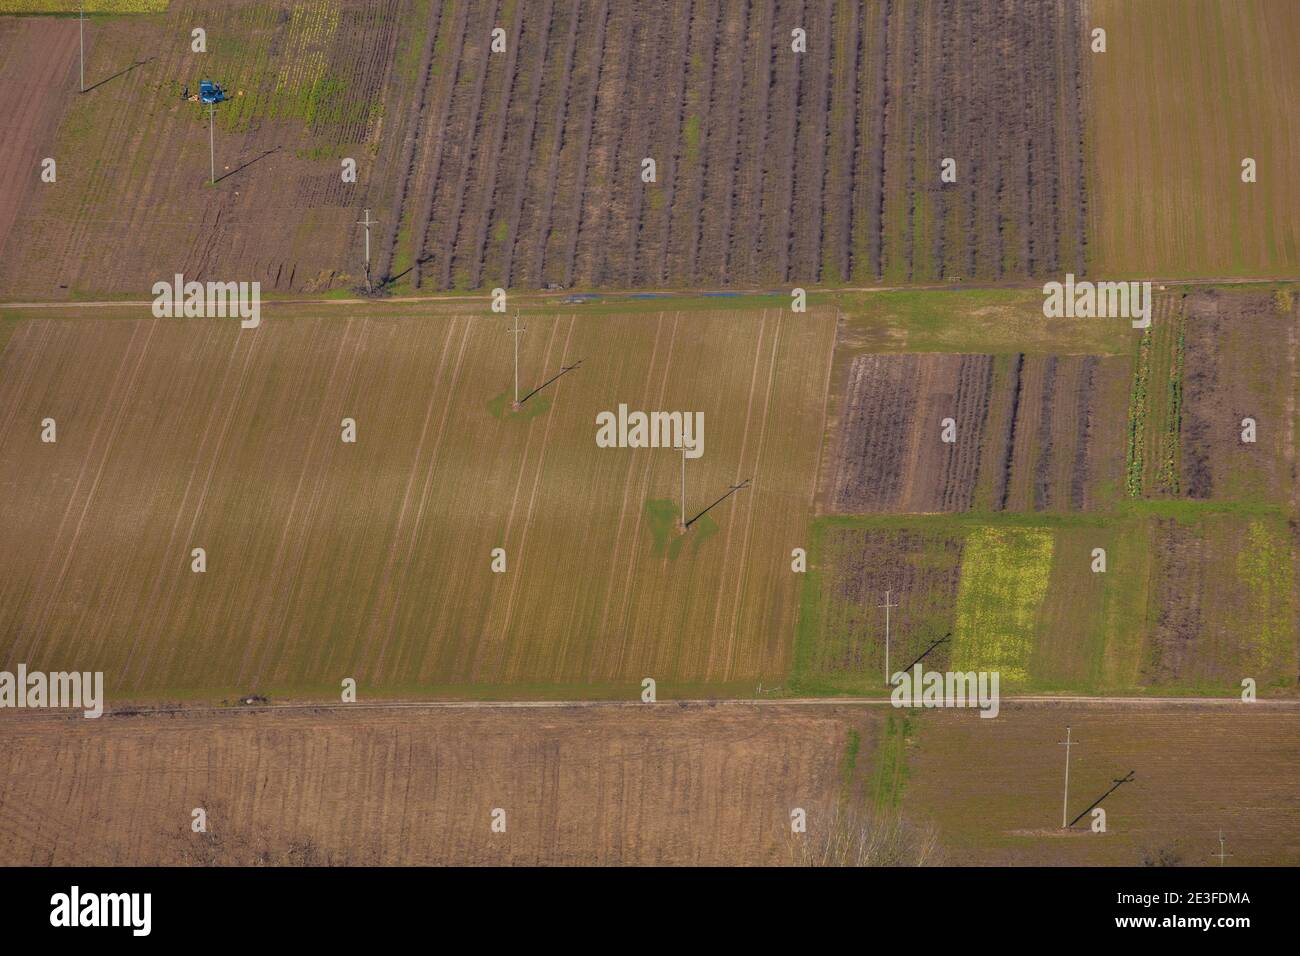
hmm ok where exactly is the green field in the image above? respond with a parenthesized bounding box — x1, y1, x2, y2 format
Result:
(793, 508, 1296, 697)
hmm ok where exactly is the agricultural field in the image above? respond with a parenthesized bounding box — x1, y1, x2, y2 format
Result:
(0, 0, 1092, 300)
(0, 0, 418, 298)
(0, 0, 1297, 881)
(793, 511, 1297, 697)
(1087, 0, 1300, 279)
(905, 704, 1300, 866)
(2, 700, 1295, 866)
(1124, 289, 1296, 506)
(822, 351, 1132, 514)
(0, 18, 79, 267)
(0, 703, 878, 865)
(0, 307, 834, 699)
(381, 0, 1087, 290)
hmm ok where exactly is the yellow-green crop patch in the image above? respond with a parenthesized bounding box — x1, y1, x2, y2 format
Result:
(951, 528, 1054, 684)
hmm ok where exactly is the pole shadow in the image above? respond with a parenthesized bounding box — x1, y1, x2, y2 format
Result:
(82, 56, 154, 95)
(214, 146, 280, 184)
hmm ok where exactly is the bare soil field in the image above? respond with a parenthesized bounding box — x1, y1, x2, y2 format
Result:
(0, 18, 77, 265)
(3, 701, 1293, 866)
(0, 704, 873, 865)
(823, 351, 1129, 514)
(906, 703, 1300, 865)
(0, 308, 834, 699)
(1179, 291, 1295, 504)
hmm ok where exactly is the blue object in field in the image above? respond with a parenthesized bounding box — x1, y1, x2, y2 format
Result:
(199, 80, 227, 104)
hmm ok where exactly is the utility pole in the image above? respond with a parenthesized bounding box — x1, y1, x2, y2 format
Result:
(680, 447, 687, 528)
(207, 102, 217, 185)
(79, 1, 85, 93)
(1212, 831, 1233, 866)
(1059, 727, 1076, 828)
(878, 589, 899, 684)
(508, 313, 526, 408)
(357, 208, 377, 292)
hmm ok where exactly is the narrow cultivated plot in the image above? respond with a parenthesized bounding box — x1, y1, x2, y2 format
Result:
(0, 309, 834, 698)
(824, 351, 1129, 515)
(1126, 290, 1295, 505)
(951, 528, 1054, 683)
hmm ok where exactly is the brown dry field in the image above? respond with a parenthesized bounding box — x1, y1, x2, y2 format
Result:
(0, 704, 870, 866)
(906, 704, 1300, 865)
(2, 702, 1295, 866)
(823, 351, 1129, 514)
(0, 19, 77, 266)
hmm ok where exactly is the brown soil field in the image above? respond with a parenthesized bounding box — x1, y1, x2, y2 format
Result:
(906, 703, 1300, 865)
(0, 19, 77, 266)
(1179, 290, 1296, 505)
(0, 704, 874, 865)
(3, 701, 1294, 866)
(0, 0, 1088, 299)
(823, 351, 1129, 514)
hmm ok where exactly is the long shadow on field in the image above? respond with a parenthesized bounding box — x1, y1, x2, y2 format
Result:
(82, 56, 154, 95)
(685, 478, 751, 529)
(519, 360, 581, 405)
(376, 253, 433, 291)
(215, 146, 280, 184)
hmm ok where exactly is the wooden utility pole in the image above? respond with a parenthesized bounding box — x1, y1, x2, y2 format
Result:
(79, 2, 85, 92)
(357, 208, 377, 292)
(1212, 830, 1233, 866)
(878, 590, 899, 684)
(1059, 727, 1076, 828)
(508, 314, 526, 407)
(680, 447, 686, 528)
